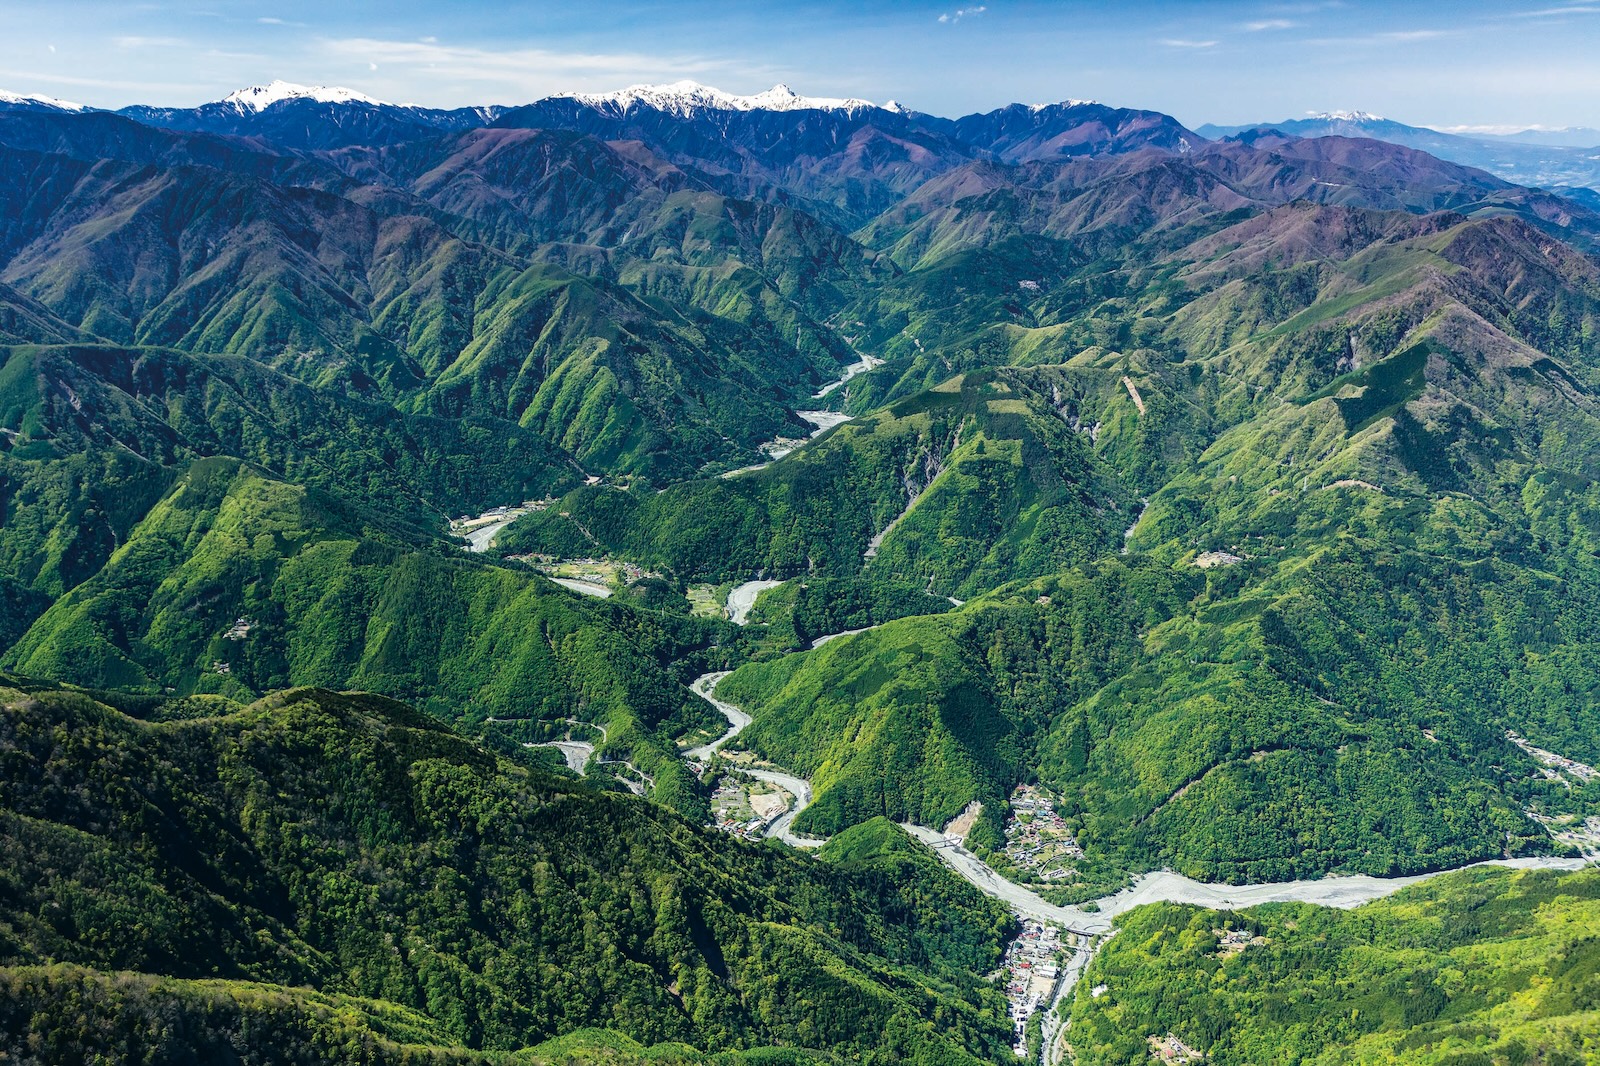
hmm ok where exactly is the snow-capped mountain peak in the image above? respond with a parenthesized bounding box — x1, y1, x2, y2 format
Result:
(1028, 98, 1099, 111)
(557, 80, 878, 116)
(0, 89, 86, 112)
(219, 81, 388, 113)
(1308, 109, 1385, 123)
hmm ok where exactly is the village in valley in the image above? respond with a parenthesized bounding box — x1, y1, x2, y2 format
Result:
(995, 919, 1067, 1057)
(1002, 784, 1084, 882)
(704, 768, 795, 841)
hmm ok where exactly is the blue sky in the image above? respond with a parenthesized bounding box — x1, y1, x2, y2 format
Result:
(3, 0, 1599, 130)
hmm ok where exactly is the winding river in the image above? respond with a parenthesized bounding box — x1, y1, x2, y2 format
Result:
(684, 672, 750, 759)
(688, 671, 825, 847)
(724, 580, 784, 625)
(682, 669, 1594, 1063)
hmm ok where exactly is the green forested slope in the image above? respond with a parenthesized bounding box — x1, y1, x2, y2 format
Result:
(717, 523, 1596, 887)
(0, 967, 823, 1066)
(0, 459, 727, 814)
(0, 682, 1014, 1064)
(693, 193, 1600, 888)
(499, 368, 1135, 598)
(5, 97, 1600, 1065)
(1067, 866, 1600, 1065)
(0, 135, 868, 482)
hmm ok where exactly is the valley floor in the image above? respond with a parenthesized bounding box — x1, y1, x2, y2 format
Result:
(686, 667, 1598, 1064)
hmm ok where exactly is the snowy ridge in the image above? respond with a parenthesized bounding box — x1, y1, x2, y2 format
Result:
(0, 89, 86, 112)
(220, 81, 388, 112)
(1307, 109, 1385, 123)
(1029, 98, 1099, 111)
(558, 80, 878, 116)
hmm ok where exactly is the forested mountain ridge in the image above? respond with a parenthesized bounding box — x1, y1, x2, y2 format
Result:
(3, 82, 1600, 1063)
(499, 367, 1138, 597)
(0, 681, 1013, 1062)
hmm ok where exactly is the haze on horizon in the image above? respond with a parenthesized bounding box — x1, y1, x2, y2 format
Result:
(3, 0, 1600, 132)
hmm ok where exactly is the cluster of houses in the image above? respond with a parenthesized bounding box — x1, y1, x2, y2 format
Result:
(1212, 926, 1267, 959)
(447, 498, 551, 535)
(1528, 810, 1600, 859)
(1004, 785, 1084, 881)
(708, 780, 788, 841)
(998, 920, 1063, 1057)
(1508, 731, 1599, 784)
(1147, 1034, 1204, 1063)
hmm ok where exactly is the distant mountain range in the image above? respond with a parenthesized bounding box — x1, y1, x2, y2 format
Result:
(1199, 110, 1600, 195)
(4, 81, 1595, 197)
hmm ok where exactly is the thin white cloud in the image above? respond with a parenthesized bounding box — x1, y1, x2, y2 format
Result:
(939, 5, 987, 24)
(1436, 123, 1543, 134)
(1512, 4, 1600, 16)
(1243, 19, 1295, 31)
(5, 68, 204, 94)
(1160, 38, 1220, 48)
(315, 37, 775, 99)
(1302, 28, 1456, 45)
(1382, 29, 1453, 40)
(114, 35, 186, 48)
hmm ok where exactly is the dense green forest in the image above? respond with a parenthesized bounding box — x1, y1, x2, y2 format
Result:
(0, 458, 730, 817)
(4, 85, 1600, 1064)
(716, 515, 1597, 888)
(1067, 865, 1600, 1064)
(0, 681, 1013, 1063)
(497, 367, 1136, 598)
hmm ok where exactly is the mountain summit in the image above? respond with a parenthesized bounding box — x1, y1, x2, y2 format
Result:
(1307, 109, 1385, 122)
(558, 79, 879, 116)
(218, 80, 389, 112)
(0, 88, 87, 113)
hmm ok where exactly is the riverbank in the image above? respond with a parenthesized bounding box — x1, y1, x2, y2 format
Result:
(724, 579, 783, 625)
